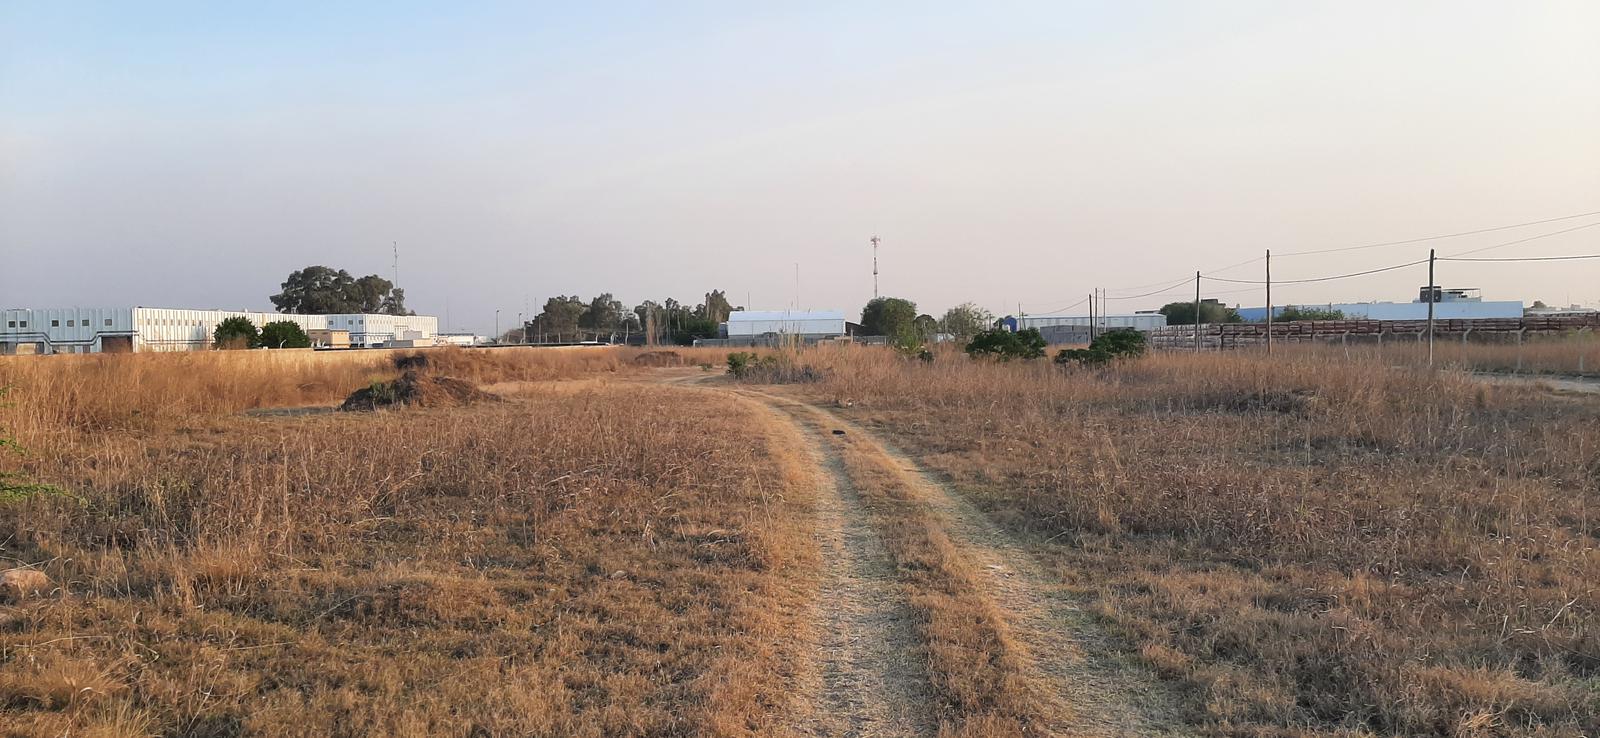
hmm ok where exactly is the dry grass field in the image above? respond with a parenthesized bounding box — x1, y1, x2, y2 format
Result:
(0, 348, 818, 737)
(3, 343, 1597, 737)
(785, 346, 1600, 737)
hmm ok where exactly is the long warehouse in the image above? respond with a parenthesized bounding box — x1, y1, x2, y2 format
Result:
(0, 307, 439, 355)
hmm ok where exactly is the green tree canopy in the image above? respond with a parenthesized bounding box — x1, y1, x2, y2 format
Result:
(861, 297, 919, 339)
(1056, 328, 1147, 366)
(1159, 301, 1242, 326)
(965, 328, 1046, 361)
(260, 321, 312, 349)
(213, 317, 260, 349)
(270, 266, 409, 315)
(1275, 305, 1345, 322)
(939, 303, 994, 343)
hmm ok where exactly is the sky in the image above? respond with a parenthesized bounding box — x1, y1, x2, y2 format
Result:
(3, 1, 1598, 332)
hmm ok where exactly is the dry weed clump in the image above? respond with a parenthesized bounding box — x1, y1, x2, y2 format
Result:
(792, 346, 1600, 737)
(0, 352, 818, 736)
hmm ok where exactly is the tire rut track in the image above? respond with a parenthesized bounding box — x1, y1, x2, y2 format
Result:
(739, 387, 1196, 738)
(714, 384, 937, 737)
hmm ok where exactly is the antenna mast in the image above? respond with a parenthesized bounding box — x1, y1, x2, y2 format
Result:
(870, 235, 881, 298)
(392, 241, 399, 286)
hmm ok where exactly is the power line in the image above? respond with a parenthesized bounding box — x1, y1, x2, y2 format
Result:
(1021, 211, 1600, 312)
(1439, 253, 1600, 262)
(1028, 296, 1089, 315)
(1277, 209, 1600, 256)
(1104, 277, 1195, 301)
(1204, 258, 1429, 286)
(1442, 220, 1600, 257)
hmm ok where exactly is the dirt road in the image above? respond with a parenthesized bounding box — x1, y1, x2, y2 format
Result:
(663, 371, 1193, 736)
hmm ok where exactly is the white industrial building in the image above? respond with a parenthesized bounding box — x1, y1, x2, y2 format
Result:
(1235, 288, 1524, 322)
(1017, 314, 1168, 331)
(724, 310, 849, 338)
(0, 307, 438, 355)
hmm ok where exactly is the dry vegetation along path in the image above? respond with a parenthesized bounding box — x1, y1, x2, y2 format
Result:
(665, 370, 1191, 737)
(666, 371, 935, 736)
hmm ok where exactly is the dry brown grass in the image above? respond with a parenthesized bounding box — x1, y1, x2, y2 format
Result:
(778, 344, 1600, 737)
(766, 395, 1055, 736)
(0, 348, 819, 736)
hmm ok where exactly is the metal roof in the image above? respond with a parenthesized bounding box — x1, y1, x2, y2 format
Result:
(728, 310, 845, 321)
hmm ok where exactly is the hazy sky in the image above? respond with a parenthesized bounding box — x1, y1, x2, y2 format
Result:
(4, 1, 1598, 331)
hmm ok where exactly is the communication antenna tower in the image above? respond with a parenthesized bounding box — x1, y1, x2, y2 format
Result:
(870, 235, 881, 298)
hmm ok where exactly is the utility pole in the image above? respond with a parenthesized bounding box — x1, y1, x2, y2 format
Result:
(517, 312, 524, 344)
(1088, 291, 1095, 341)
(1427, 248, 1436, 368)
(392, 241, 399, 287)
(494, 309, 500, 344)
(1194, 271, 1202, 354)
(870, 235, 881, 299)
(1265, 249, 1273, 356)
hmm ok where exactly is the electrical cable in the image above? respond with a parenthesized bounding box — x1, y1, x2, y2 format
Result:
(1441, 221, 1600, 257)
(1438, 253, 1600, 262)
(1103, 277, 1196, 301)
(1275, 209, 1600, 256)
(1027, 296, 1089, 315)
(1204, 258, 1428, 285)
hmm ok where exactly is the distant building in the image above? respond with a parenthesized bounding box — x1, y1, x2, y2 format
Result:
(725, 310, 848, 338)
(1015, 314, 1168, 332)
(0, 307, 439, 355)
(698, 310, 850, 347)
(1235, 287, 1523, 322)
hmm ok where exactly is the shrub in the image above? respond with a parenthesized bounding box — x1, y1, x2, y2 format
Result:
(965, 328, 1046, 361)
(726, 352, 824, 383)
(260, 321, 312, 349)
(213, 316, 260, 349)
(1276, 305, 1345, 322)
(1055, 328, 1147, 366)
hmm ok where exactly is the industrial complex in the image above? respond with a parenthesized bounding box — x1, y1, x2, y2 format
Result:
(0, 307, 439, 355)
(1235, 287, 1523, 322)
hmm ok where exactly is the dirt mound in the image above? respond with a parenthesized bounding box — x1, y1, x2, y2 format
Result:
(633, 351, 684, 367)
(341, 372, 500, 411)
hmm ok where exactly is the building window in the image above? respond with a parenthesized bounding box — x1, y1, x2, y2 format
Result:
(67, 320, 75, 327)
(18, 321, 26, 328)
(51, 320, 60, 327)
(7, 321, 14, 328)
(105, 319, 112, 327)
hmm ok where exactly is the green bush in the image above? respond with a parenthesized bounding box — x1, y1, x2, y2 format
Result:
(965, 328, 1046, 361)
(260, 320, 312, 349)
(1056, 328, 1147, 366)
(726, 352, 824, 383)
(213, 316, 260, 349)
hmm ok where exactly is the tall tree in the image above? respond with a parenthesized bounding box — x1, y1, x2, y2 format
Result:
(533, 295, 586, 342)
(703, 290, 734, 324)
(939, 303, 994, 343)
(271, 266, 409, 315)
(861, 297, 919, 339)
(581, 293, 624, 338)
